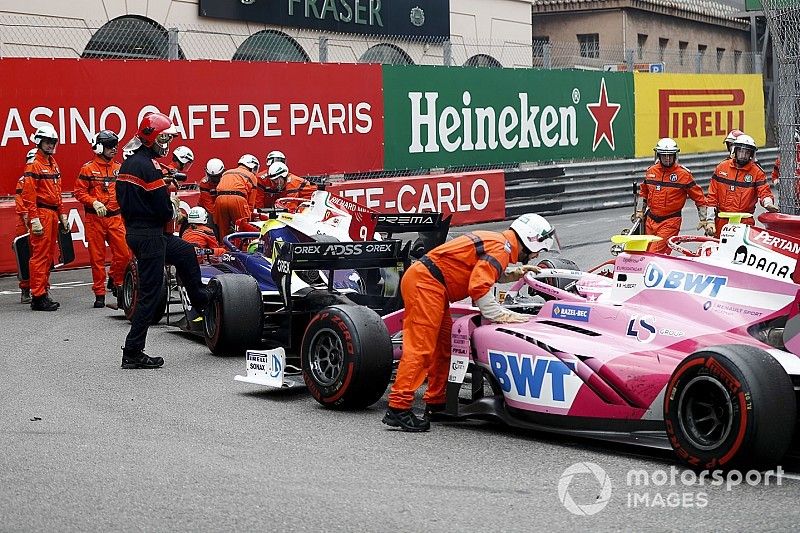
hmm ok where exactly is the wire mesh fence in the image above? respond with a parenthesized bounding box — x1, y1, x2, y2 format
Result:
(761, 0, 800, 214)
(0, 14, 761, 73)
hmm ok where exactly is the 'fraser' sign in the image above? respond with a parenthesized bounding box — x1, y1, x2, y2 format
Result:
(199, 0, 450, 38)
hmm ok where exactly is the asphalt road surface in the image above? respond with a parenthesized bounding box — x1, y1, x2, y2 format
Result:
(2, 205, 800, 532)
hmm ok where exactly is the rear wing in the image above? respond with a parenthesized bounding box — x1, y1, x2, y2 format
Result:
(272, 238, 411, 318)
(374, 213, 452, 259)
(273, 239, 409, 274)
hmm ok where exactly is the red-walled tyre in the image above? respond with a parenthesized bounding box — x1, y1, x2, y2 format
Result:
(302, 304, 393, 410)
(664, 344, 795, 469)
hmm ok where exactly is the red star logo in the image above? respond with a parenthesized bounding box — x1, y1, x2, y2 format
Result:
(586, 78, 621, 152)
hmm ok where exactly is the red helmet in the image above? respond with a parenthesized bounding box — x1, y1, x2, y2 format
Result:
(137, 112, 178, 156)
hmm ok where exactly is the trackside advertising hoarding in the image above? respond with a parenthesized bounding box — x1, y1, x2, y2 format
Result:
(382, 66, 635, 169)
(634, 73, 765, 157)
(326, 170, 506, 225)
(0, 58, 384, 195)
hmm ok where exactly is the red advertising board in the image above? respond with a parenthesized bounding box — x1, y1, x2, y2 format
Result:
(0, 192, 198, 275)
(0, 58, 384, 196)
(326, 170, 506, 226)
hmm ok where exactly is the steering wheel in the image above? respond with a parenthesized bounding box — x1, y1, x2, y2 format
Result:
(667, 235, 719, 257)
(274, 197, 309, 212)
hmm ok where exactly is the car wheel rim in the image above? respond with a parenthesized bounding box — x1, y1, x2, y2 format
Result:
(308, 328, 344, 387)
(677, 375, 734, 451)
(123, 271, 134, 310)
(204, 299, 219, 340)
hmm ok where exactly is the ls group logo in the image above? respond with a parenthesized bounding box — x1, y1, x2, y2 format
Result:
(552, 304, 591, 322)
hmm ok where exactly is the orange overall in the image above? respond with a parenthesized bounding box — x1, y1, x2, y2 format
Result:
(74, 155, 129, 295)
(182, 225, 225, 257)
(255, 172, 317, 209)
(21, 151, 62, 298)
(639, 163, 706, 254)
(388, 229, 520, 410)
(707, 159, 774, 237)
(13, 175, 29, 290)
(215, 167, 257, 237)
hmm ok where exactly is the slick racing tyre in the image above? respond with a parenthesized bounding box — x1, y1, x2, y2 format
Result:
(120, 260, 168, 325)
(664, 344, 796, 469)
(204, 274, 263, 356)
(537, 257, 580, 295)
(302, 304, 393, 409)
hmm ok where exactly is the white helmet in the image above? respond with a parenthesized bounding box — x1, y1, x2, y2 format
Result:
(173, 146, 194, 165)
(510, 213, 556, 254)
(205, 158, 225, 177)
(268, 161, 289, 182)
(25, 148, 37, 163)
(266, 150, 286, 166)
(187, 206, 209, 225)
(731, 134, 757, 167)
(31, 124, 59, 154)
(724, 129, 744, 146)
(654, 137, 679, 167)
(238, 154, 260, 173)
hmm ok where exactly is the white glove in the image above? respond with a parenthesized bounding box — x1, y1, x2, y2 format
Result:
(59, 214, 70, 233)
(695, 206, 708, 230)
(631, 210, 644, 223)
(475, 292, 529, 323)
(30, 217, 44, 236)
(702, 220, 716, 236)
(92, 200, 107, 217)
(498, 264, 541, 283)
(762, 197, 780, 213)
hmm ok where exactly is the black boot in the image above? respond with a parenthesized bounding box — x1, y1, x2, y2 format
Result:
(20, 288, 31, 304)
(121, 348, 164, 369)
(31, 294, 59, 311)
(382, 407, 431, 432)
(93, 295, 105, 309)
(47, 293, 60, 309)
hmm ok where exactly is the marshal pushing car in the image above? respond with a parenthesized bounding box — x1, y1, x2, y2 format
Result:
(392, 211, 800, 468)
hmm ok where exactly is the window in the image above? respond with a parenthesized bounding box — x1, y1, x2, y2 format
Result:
(679, 41, 688, 66)
(637, 34, 648, 60)
(359, 43, 413, 65)
(658, 38, 669, 63)
(578, 33, 599, 59)
(464, 54, 502, 68)
(716, 48, 725, 71)
(734, 50, 742, 73)
(697, 44, 707, 69)
(233, 30, 309, 62)
(83, 16, 183, 59)
(533, 36, 549, 58)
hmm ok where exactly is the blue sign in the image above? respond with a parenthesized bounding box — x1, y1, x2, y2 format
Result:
(649, 63, 665, 73)
(643, 263, 727, 298)
(489, 351, 576, 401)
(551, 304, 591, 322)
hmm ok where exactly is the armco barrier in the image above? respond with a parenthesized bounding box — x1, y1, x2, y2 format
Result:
(504, 148, 779, 217)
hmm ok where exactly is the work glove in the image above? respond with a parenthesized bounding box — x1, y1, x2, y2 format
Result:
(630, 210, 644, 223)
(695, 206, 708, 231)
(762, 197, 780, 213)
(498, 264, 541, 283)
(92, 200, 107, 217)
(475, 293, 529, 324)
(702, 220, 716, 237)
(30, 218, 44, 236)
(60, 214, 70, 233)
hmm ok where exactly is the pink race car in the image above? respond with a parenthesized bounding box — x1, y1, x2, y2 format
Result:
(383, 213, 800, 468)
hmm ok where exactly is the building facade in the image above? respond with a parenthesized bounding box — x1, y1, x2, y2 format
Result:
(0, 0, 537, 67)
(530, 0, 753, 73)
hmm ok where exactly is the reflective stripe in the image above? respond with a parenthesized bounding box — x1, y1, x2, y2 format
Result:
(712, 174, 765, 189)
(643, 179, 693, 189)
(217, 190, 246, 198)
(419, 255, 446, 287)
(36, 201, 59, 211)
(117, 173, 166, 191)
(466, 233, 503, 279)
(24, 171, 60, 180)
(647, 209, 682, 222)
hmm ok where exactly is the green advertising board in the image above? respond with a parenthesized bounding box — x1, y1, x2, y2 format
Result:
(382, 66, 635, 170)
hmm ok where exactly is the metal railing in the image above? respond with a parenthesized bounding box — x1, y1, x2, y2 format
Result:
(503, 148, 780, 217)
